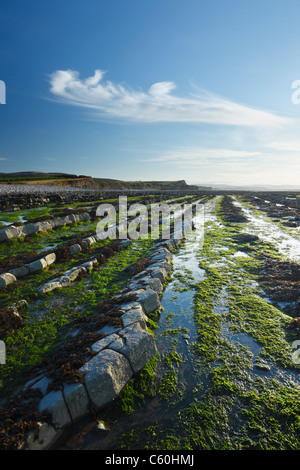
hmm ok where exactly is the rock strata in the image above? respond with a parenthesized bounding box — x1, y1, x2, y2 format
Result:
(19, 235, 182, 449)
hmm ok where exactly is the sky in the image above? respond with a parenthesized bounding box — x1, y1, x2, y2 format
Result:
(1, 0, 300, 186)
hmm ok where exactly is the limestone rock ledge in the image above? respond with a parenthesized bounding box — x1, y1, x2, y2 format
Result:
(22, 235, 183, 450)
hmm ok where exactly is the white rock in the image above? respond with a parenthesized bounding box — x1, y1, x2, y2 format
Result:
(37, 279, 62, 294)
(2, 225, 23, 240)
(0, 272, 17, 288)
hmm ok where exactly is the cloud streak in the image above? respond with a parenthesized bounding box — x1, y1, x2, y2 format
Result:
(48, 69, 290, 128)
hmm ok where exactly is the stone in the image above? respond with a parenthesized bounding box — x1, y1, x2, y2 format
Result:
(136, 288, 161, 314)
(64, 266, 86, 282)
(68, 214, 80, 223)
(150, 252, 172, 263)
(118, 301, 142, 312)
(81, 237, 96, 249)
(59, 276, 71, 287)
(44, 253, 56, 266)
(21, 223, 40, 237)
(63, 381, 90, 422)
(31, 376, 52, 396)
(39, 389, 71, 429)
(8, 266, 29, 278)
(36, 221, 52, 232)
(156, 240, 175, 251)
(0, 228, 8, 242)
(121, 305, 148, 330)
(77, 212, 90, 222)
(53, 217, 66, 227)
(2, 225, 23, 241)
(118, 322, 144, 335)
(27, 258, 48, 273)
(69, 243, 82, 255)
(91, 333, 120, 353)
(26, 422, 60, 450)
(149, 266, 168, 284)
(0, 272, 17, 288)
(109, 329, 157, 374)
(79, 349, 132, 409)
(80, 259, 97, 270)
(37, 279, 62, 294)
(139, 276, 163, 294)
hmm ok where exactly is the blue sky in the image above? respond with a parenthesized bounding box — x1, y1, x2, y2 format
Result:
(1, 0, 300, 186)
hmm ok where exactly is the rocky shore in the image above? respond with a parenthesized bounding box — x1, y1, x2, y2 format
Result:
(0, 232, 182, 450)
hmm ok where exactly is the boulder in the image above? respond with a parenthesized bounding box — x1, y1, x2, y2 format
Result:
(21, 223, 40, 237)
(37, 279, 62, 294)
(27, 258, 48, 273)
(1, 225, 23, 241)
(81, 237, 96, 249)
(69, 244, 82, 255)
(79, 349, 132, 409)
(64, 266, 86, 282)
(80, 258, 97, 270)
(148, 266, 168, 283)
(150, 251, 172, 263)
(59, 276, 71, 287)
(39, 389, 71, 429)
(11, 299, 28, 310)
(77, 213, 90, 222)
(140, 276, 163, 294)
(35, 221, 52, 233)
(109, 329, 157, 374)
(52, 217, 66, 227)
(0, 272, 17, 288)
(121, 305, 148, 330)
(26, 422, 60, 451)
(91, 333, 120, 354)
(147, 260, 172, 273)
(136, 288, 161, 314)
(63, 381, 90, 422)
(44, 253, 56, 266)
(9, 266, 29, 278)
(119, 239, 132, 249)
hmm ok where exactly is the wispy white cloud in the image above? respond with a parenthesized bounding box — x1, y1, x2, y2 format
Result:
(265, 140, 300, 152)
(48, 69, 290, 128)
(141, 147, 263, 165)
